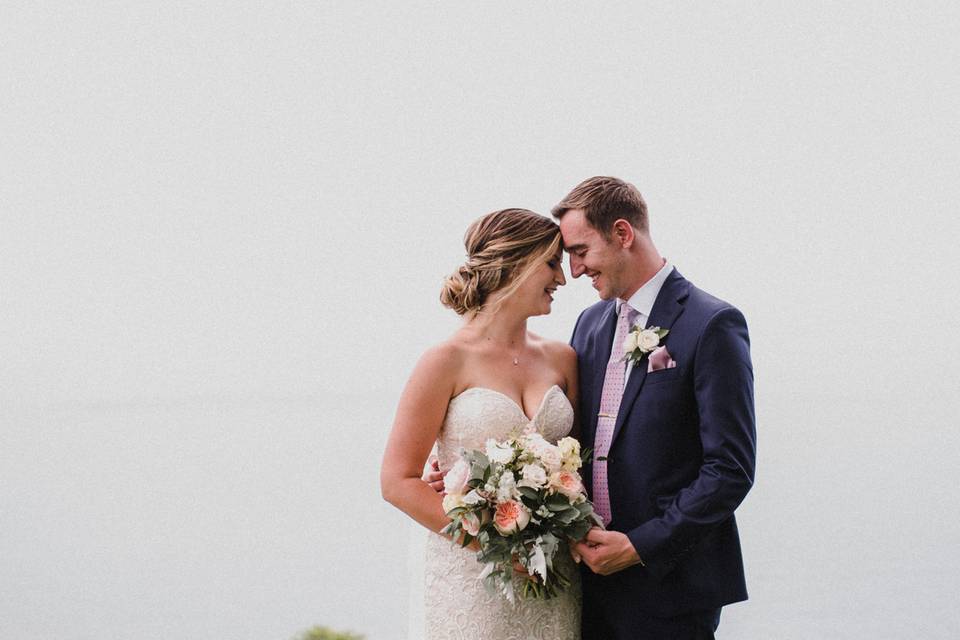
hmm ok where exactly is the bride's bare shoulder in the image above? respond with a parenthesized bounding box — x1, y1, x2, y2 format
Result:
(407, 336, 472, 385)
(528, 333, 577, 365)
(528, 333, 578, 394)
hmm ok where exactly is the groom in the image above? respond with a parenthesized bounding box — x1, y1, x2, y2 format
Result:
(556, 177, 756, 640)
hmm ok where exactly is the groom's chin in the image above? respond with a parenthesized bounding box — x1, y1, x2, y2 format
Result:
(591, 282, 611, 300)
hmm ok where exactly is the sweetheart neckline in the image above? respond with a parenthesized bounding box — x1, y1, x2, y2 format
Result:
(450, 384, 565, 422)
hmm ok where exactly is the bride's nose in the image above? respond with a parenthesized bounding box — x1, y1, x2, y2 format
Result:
(555, 269, 566, 286)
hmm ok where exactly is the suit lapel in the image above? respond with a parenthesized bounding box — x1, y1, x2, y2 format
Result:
(609, 269, 689, 448)
(585, 301, 617, 446)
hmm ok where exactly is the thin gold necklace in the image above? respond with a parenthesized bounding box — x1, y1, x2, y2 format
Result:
(486, 337, 521, 366)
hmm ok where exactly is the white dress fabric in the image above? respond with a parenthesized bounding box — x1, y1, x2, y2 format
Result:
(423, 385, 581, 640)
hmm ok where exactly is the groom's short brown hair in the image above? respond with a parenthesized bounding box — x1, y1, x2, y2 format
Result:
(551, 176, 648, 237)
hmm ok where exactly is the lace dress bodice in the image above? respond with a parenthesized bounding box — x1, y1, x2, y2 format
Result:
(423, 385, 581, 640)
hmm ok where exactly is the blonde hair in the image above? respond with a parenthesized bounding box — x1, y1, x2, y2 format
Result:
(440, 208, 562, 316)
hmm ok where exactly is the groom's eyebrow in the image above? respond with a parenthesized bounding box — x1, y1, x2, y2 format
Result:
(563, 243, 586, 253)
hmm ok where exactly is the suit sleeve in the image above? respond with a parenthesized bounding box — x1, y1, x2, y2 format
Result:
(625, 306, 756, 578)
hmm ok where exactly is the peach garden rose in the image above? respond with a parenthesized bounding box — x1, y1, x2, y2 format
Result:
(549, 470, 585, 501)
(493, 499, 531, 535)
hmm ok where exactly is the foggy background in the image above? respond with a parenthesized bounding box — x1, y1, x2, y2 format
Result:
(3, 2, 959, 639)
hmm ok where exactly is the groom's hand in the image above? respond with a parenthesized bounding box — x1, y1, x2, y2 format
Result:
(573, 528, 642, 576)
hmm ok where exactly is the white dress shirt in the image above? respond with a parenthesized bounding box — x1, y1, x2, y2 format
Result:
(612, 260, 673, 380)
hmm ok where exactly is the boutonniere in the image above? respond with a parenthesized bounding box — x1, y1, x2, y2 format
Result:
(622, 325, 669, 365)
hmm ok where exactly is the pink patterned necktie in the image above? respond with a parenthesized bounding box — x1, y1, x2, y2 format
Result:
(592, 301, 636, 526)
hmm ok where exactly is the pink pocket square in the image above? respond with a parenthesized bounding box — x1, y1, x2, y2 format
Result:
(647, 345, 677, 372)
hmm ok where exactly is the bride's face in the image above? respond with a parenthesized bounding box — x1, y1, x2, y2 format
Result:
(512, 250, 566, 317)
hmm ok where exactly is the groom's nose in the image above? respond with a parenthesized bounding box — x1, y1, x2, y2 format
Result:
(569, 255, 585, 277)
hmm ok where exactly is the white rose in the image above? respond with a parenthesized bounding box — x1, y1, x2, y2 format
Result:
(442, 458, 471, 495)
(523, 432, 549, 451)
(557, 437, 582, 471)
(485, 438, 515, 465)
(496, 470, 518, 502)
(537, 444, 563, 472)
(517, 463, 548, 489)
(523, 434, 562, 472)
(622, 331, 639, 353)
(442, 493, 464, 513)
(638, 329, 661, 351)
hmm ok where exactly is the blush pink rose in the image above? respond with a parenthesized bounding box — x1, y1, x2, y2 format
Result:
(493, 500, 531, 535)
(443, 458, 471, 495)
(461, 511, 482, 536)
(549, 470, 585, 500)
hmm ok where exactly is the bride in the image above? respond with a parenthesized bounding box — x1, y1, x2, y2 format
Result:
(381, 208, 581, 639)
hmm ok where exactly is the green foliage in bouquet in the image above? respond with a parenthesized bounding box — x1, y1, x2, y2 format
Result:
(441, 433, 600, 601)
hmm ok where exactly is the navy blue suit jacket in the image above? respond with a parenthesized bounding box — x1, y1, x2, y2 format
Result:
(572, 268, 756, 619)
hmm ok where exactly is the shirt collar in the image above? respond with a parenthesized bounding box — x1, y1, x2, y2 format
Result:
(616, 260, 673, 318)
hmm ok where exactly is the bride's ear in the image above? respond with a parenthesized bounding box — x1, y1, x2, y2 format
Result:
(612, 219, 635, 248)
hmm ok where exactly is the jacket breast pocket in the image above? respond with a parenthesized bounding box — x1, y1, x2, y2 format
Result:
(644, 367, 683, 385)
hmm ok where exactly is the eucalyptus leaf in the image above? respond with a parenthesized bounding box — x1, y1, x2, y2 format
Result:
(546, 493, 571, 509)
(520, 495, 540, 511)
(567, 520, 591, 540)
(553, 507, 578, 524)
(518, 486, 539, 501)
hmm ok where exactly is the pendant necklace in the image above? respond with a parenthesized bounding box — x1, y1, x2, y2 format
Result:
(509, 343, 521, 366)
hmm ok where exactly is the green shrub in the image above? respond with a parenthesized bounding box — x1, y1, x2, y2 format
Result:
(294, 625, 365, 640)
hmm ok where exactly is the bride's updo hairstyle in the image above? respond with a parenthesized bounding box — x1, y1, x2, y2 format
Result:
(441, 208, 562, 316)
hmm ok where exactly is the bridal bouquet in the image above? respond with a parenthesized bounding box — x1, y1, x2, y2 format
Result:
(440, 427, 600, 601)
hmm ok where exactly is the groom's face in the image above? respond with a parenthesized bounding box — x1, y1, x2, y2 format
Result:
(559, 209, 627, 301)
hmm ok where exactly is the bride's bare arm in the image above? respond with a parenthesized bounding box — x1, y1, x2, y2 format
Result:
(381, 344, 461, 534)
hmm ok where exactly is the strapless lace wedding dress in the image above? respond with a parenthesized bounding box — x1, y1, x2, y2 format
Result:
(423, 385, 581, 640)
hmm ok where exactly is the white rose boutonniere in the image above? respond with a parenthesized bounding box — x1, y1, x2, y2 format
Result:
(622, 325, 669, 365)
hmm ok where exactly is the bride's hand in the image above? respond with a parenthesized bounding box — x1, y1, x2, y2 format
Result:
(422, 454, 446, 493)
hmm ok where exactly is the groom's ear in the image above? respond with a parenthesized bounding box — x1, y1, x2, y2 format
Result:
(611, 219, 636, 248)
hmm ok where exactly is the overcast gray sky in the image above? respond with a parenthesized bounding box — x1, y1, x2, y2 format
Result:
(3, 3, 959, 639)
